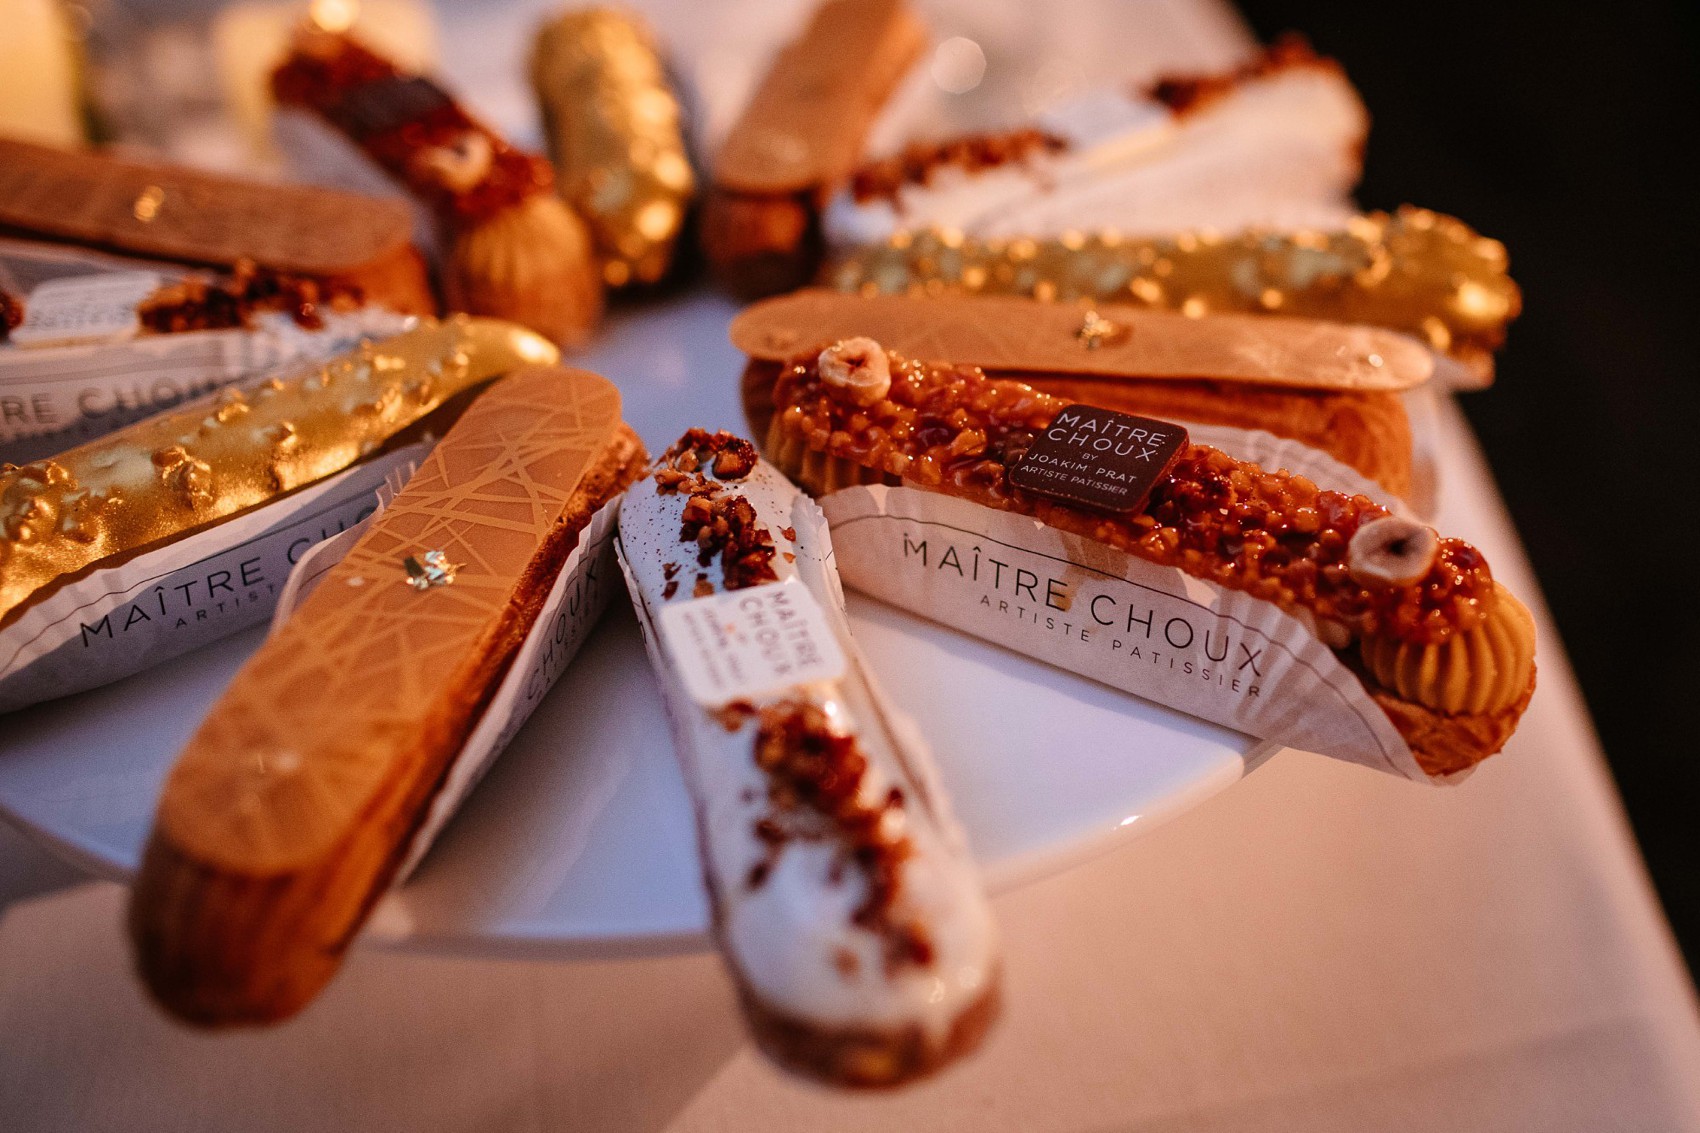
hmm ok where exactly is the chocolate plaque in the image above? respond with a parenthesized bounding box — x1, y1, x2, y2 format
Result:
(1009, 404, 1188, 513)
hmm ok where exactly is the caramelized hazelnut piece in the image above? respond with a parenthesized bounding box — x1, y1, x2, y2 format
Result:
(1347, 516, 1438, 588)
(415, 131, 495, 194)
(817, 337, 891, 405)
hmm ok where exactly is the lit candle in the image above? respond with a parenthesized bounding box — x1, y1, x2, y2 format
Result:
(0, 0, 82, 146)
(212, 0, 438, 160)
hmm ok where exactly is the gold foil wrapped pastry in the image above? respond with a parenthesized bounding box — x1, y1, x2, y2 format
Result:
(0, 317, 558, 625)
(829, 207, 1521, 384)
(531, 7, 696, 287)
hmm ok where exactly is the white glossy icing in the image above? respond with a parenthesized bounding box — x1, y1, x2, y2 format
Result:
(823, 65, 1364, 247)
(617, 453, 998, 1038)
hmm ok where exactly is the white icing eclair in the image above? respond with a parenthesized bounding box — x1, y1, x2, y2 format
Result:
(616, 429, 999, 1088)
(824, 36, 1364, 248)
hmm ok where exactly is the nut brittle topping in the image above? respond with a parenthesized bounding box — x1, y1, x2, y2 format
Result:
(769, 350, 1495, 645)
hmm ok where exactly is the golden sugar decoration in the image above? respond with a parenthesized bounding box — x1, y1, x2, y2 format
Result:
(1074, 309, 1128, 350)
(531, 8, 696, 288)
(132, 185, 166, 223)
(403, 550, 461, 591)
(831, 207, 1521, 378)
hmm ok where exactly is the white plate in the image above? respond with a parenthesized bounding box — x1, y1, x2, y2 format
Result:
(0, 294, 1269, 958)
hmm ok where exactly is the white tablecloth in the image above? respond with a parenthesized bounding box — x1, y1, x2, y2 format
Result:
(5, 0, 1700, 1127)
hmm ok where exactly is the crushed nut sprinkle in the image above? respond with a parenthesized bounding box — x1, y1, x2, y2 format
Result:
(771, 350, 1494, 645)
(1145, 33, 1340, 117)
(656, 430, 778, 592)
(658, 428, 760, 482)
(135, 259, 364, 334)
(849, 127, 1069, 205)
(711, 699, 759, 733)
(751, 700, 932, 974)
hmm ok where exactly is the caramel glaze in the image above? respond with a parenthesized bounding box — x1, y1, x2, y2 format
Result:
(769, 351, 1494, 647)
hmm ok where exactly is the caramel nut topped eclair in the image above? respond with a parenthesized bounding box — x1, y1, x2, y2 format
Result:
(618, 429, 999, 1088)
(0, 317, 557, 628)
(764, 339, 1535, 777)
(129, 365, 645, 1026)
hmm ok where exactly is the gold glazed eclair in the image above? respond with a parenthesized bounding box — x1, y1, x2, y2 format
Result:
(734, 290, 1430, 499)
(0, 317, 557, 628)
(531, 7, 696, 288)
(828, 209, 1521, 387)
(129, 365, 646, 1025)
(763, 338, 1535, 776)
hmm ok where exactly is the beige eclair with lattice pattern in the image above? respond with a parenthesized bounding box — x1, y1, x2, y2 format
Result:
(128, 365, 644, 1026)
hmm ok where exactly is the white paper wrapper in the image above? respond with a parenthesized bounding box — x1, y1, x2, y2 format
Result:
(0, 441, 430, 714)
(0, 239, 413, 461)
(269, 494, 625, 881)
(813, 429, 1431, 782)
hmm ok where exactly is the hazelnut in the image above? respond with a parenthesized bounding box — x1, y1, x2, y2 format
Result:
(415, 132, 494, 194)
(1346, 515, 1439, 588)
(818, 337, 891, 405)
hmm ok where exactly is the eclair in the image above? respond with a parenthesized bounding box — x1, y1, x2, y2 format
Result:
(618, 429, 999, 1087)
(762, 339, 1535, 777)
(0, 137, 434, 317)
(734, 290, 1435, 500)
(828, 209, 1521, 386)
(531, 7, 696, 288)
(0, 317, 558, 630)
(129, 365, 646, 1025)
(824, 36, 1365, 250)
(701, 0, 926, 298)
